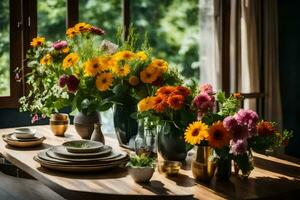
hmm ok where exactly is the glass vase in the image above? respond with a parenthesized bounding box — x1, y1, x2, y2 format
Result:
(215, 157, 232, 181)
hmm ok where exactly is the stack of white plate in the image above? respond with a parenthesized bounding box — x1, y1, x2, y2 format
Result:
(34, 140, 129, 172)
(2, 128, 45, 148)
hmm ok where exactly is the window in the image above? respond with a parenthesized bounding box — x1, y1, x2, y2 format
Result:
(0, 0, 10, 97)
(131, 0, 200, 82)
(37, 0, 67, 41)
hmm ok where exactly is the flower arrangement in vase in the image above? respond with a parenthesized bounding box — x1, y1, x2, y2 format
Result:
(136, 85, 197, 161)
(184, 84, 293, 181)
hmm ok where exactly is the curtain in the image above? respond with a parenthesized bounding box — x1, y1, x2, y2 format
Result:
(199, 0, 222, 90)
(229, 0, 282, 129)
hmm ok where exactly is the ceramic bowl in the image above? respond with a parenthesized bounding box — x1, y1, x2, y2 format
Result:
(158, 160, 182, 176)
(128, 167, 154, 183)
(62, 140, 104, 153)
(14, 128, 36, 139)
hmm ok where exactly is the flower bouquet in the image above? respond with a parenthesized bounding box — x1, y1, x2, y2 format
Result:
(136, 85, 197, 161)
(183, 84, 292, 181)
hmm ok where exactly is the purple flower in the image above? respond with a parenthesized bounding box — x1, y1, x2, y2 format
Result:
(58, 74, 68, 87)
(90, 26, 105, 35)
(31, 113, 39, 124)
(236, 109, 259, 137)
(223, 116, 238, 130)
(15, 72, 21, 82)
(230, 139, 248, 155)
(53, 40, 68, 50)
(200, 83, 213, 94)
(66, 75, 80, 93)
(193, 93, 215, 113)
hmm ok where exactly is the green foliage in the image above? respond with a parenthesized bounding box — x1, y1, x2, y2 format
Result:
(126, 154, 156, 168)
(217, 92, 241, 117)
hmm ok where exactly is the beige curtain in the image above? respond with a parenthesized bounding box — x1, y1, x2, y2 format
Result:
(230, 0, 282, 128)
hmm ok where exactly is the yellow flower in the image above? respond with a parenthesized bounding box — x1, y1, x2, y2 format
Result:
(96, 72, 113, 91)
(61, 47, 70, 54)
(148, 59, 168, 73)
(113, 50, 135, 61)
(40, 54, 53, 65)
(184, 121, 209, 145)
(30, 37, 45, 48)
(140, 66, 160, 83)
(98, 56, 112, 72)
(135, 51, 148, 61)
(114, 64, 130, 77)
(62, 53, 79, 69)
(66, 27, 79, 38)
(138, 97, 156, 112)
(74, 22, 92, 32)
(84, 57, 102, 77)
(128, 76, 140, 86)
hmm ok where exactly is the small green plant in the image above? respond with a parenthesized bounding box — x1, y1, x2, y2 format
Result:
(126, 154, 156, 168)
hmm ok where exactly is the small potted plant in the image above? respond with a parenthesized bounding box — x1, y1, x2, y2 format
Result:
(126, 154, 156, 183)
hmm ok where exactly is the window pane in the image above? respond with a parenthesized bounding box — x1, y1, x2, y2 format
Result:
(0, 0, 10, 97)
(131, 0, 200, 81)
(38, 0, 66, 41)
(79, 0, 122, 42)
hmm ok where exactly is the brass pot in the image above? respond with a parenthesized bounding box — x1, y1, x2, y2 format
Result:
(50, 113, 69, 137)
(191, 146, 216, 182)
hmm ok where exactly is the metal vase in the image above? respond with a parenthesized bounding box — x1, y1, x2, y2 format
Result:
(74, 112, 101, 139)
(191, 146, 216, 182)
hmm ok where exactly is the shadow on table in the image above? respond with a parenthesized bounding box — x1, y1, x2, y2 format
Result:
(139, 180, 196, 200)
(4, 143, 53, 151)
(254, 156, 300, 179)
(37, 166, 129, 179)
(201, 175, 300, 199)
(166, 173, 197, 187)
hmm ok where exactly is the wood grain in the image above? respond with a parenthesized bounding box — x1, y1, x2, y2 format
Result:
(0, 125, 300, 200)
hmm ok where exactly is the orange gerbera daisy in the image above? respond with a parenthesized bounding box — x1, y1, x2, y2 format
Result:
(135, 51, 148, 61)
(128, 76, 140, 86)
(153, 96, 168, 112)
(66, 27, 79, 38)
(148, 59, 168, 73)
(173, 86, 191, 97)
(167, 94, 185, 110)
(95, 72, 113, 91)
(74, 22, 92, 32)
(113, 50, 135, 61)
(257, 121, 276, 136)
(40, 53, 53, 65)
(140, 68, 160, 83)
(156, 86, 175, 97)
(208, 121, 231, 149)
(84, 57, 102, 77)
(62, 53, 79, 69)
(30, 37, 45, 48)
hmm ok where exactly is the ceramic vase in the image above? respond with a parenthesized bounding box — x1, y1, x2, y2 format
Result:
(157, 124, 187, 162)
(74, 112, 101, 139)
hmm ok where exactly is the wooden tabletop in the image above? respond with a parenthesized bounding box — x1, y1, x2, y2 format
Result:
(0, 125, 300, 200)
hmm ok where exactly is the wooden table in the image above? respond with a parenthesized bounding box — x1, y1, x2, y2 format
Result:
(0, 125, 300, 200)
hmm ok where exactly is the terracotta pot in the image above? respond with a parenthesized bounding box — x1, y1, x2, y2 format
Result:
(74, 112, 101, 139)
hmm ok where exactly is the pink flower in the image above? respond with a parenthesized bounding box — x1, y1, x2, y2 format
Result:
(200, 83, 213, 94)
(53, 40, 68, 50)
(90, 26, 105, 35)
(193, 93, 215, 113)
(66, 75, 80, 93)
(31, 113, 39, 123)
(59, 74, 68, 87)
(230, 139, 248, 155)
(15, 72, 21, 82)
(223, 116, 238, 130)
(235, 109, 258, 137)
